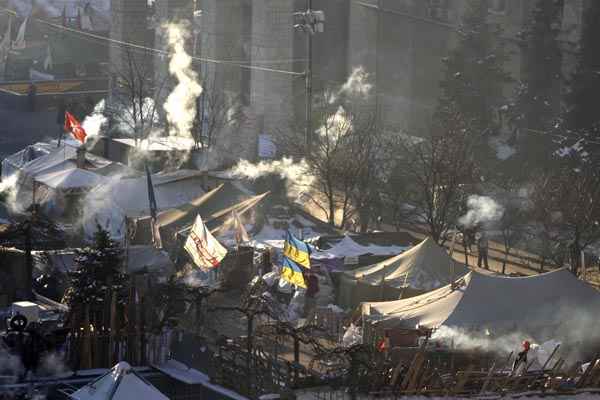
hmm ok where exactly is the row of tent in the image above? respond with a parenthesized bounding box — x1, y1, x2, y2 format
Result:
(340, 237, 600, 339)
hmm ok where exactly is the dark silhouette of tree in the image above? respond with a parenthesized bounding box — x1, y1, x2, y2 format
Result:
(63, 225, 129, 321)
(438, 0, 511, 139)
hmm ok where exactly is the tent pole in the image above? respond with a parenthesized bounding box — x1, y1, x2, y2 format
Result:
(449, 231, 457, 290)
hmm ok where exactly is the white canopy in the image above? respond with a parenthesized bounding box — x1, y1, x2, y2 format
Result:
(70, 362, 169, 400)
(312, 235, 409, 260)
(35, 168, 106, 191)
(363, 268, 600, 334)
(346, 237, 468, 291)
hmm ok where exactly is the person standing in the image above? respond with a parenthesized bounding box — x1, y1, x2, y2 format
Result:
(304, 271, 319, 321)
(27, 83, 37, 112)
(477, 231, 489, 270)
(512, 340, 531, 375)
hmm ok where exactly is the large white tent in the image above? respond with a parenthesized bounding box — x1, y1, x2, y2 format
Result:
(337, 237, 468, 308)
(362, 268, 600, 336)
(70, 362, 169, 400)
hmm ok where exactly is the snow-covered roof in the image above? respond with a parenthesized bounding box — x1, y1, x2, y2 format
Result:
(346, 237, 469, 291)
(70, 362, 169, 400)
(312, 235, 410, 260)
(113, 137, 196, 152)
(35, 168, 106, 191)
(363, 268, 600, 334)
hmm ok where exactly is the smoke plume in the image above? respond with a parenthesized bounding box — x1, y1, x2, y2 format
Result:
(163, 21, 203, 138)
(339, 67, 372, 98)
(0, 174, 19, 213)
(459, 195, 504, 228)
(229, 158, 314, 198)
(82, 100, 107, 138)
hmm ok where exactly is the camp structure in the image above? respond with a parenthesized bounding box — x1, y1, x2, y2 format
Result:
(312, 232, 416, 271)
(362, 268, 600, 343)
(131, 182, 263, 249)
(70, 361, 170, 400)
(337, 237, 468, 308)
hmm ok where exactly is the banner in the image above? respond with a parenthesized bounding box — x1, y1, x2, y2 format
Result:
(185, 215, 228, 271)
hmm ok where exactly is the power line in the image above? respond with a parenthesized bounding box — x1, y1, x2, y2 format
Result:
(0, 9, 306, 77)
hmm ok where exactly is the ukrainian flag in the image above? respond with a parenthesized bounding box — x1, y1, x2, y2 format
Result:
(281, 257, 307, 288)
(283, 231, 311, 269)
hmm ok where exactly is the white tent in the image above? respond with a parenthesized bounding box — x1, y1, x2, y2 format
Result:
(345, 237, 468, 291)
(36, 168, 106, 192)
(312, 235, 410, 260)
(83, 170, 206, 239)
(362, 268, 600, 336)
(70, 362, 169, 400)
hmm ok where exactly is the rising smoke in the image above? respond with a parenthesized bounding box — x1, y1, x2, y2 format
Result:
(229, 158, 314, 199)
(459, 195, 504, 228)
(163, 21, 203, 138)
(0, 174, 19, 213)
(339, 67, 372, 98)
(81, 99, 107, 138)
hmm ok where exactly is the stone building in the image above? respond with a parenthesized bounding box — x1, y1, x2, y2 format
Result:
(110, 0, 587, 160)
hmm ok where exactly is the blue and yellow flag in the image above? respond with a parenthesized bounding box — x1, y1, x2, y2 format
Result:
(283, 231, 311, 269)
(281, 257, 307, 288)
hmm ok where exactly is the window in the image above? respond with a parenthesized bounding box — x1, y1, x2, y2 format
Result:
(428, 0, 448, 21)
(488, 0, 507, 14)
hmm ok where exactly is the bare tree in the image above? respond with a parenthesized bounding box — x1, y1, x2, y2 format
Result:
(387, 108, 477, 244)
(531, 165, 600, 275)
(106, 49, 167, 141)
(279, 93, 378, 228)
(193, 71, 246, 151)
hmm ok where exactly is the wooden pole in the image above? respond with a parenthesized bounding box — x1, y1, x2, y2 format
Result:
(108, 289, 117, 366)
(449, 231, 457, 290)
(581, 250, 586, 281)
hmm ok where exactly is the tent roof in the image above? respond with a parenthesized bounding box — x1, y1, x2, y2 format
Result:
(363, 268, 600, 333)
(70, 362, 169, 400)
(35, 168, 106, 190)
(313, 235, 411, 260)
(346, 237, 468, 291)
(87, 171, 206, 218)
(157, 182, 251, 231)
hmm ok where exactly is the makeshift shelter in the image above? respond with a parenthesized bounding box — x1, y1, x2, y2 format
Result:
(83, 170, 207, 240)
(70, 361, 170, 400)
(337, 237, 468, 309)
(35, 168, 106, 192)
(35, 168, 106, 219)
(362, 268, 600, 339)
(131, 182, 258, 249)
(313, 232, 416, 271)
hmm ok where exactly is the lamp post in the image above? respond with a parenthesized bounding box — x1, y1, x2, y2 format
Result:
(294, 2, 325, 152)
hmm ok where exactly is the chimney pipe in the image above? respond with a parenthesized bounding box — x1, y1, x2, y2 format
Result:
(76, 145, 86, 169)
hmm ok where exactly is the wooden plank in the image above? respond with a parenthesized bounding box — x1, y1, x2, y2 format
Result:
(451, 364, 475, 395)
(578, 357, 599, 388)
(480, 360, 497, 394)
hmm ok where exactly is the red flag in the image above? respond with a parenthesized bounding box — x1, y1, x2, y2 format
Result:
(64, 111, 87, 143)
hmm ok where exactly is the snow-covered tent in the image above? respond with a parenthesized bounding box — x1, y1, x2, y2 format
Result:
(83, 170, 207, 240)
(36, 168, 106, 193)
(337, 237, 468, 308)
(362, 268, 600, 338)
(70, 362, 169, 400)
(313, 235, 410, 260)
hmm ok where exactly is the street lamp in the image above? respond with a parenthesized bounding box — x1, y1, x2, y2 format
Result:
(294, 3, 325, 152)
